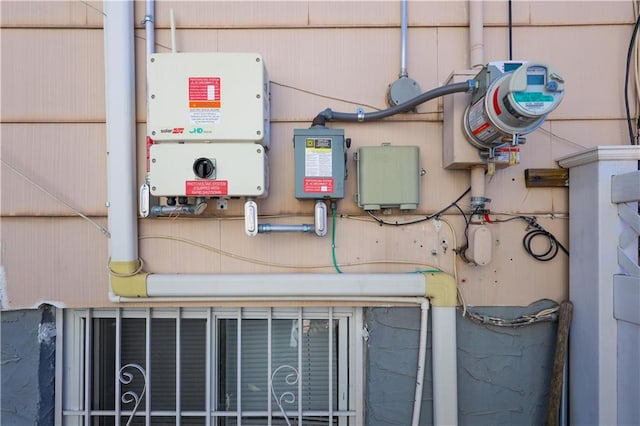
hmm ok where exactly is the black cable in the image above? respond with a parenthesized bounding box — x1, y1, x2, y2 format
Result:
(316, 81, 473, 123)
(508, 0, 513, 60)
(624, 12, 640, 145)
(366, 186, 471, 226)
(491, 215, 569, 261)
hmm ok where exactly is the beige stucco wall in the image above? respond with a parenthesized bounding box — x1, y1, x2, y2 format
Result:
(0, 1, 633, 309)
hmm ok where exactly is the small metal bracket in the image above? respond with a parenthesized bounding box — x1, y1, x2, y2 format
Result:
(216, 198, 228, 210)
(140, 14, 153, 25)
(356, 107, 365, 122)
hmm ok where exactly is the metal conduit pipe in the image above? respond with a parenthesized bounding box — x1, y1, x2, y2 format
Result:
(400, 0, 409, 78)
(258, 224, 314, 233)
(317, 80, 475, 123)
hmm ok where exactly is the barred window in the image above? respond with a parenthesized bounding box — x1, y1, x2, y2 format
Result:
(59, 307, 363, 425)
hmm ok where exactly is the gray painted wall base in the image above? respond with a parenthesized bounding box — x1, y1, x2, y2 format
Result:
(366, 301, 558, 426)
(2, 303, 558, 425)
(1, 307, 56, 426)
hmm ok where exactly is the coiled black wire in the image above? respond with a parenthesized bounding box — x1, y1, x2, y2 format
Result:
(492, 215, 569, 262)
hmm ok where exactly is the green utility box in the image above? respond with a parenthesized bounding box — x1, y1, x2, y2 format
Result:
(293, 126, 347, 199)
(354, 145, 421, 210)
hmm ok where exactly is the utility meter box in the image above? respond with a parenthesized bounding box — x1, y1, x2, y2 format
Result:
(148, 52, 270, 147)
(149, 143, 268, 197)
(354, 145, 421, 210)
(293, 127, 347, 199)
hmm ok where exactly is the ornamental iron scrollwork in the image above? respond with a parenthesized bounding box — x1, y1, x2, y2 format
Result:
(270, 364, 300, 426)
(119, 363, 147, 426)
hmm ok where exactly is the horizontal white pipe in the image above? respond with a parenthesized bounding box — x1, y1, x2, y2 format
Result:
(432, 306, 459, 426)
(108, 293, 427, 304)
(147, 273, 425, 297)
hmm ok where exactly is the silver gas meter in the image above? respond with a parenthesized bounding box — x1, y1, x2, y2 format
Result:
(463, 62, 564, 150)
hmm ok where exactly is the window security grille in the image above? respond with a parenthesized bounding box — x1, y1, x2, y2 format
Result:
(58, 307, 363, 425)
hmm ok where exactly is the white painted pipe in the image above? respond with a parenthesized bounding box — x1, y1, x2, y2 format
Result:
(109, 294, 427, 305)
(432, 306, 459, 425)
(469, 1, 487, 210)
(470, 165, 487, 210)
(411, 300, 430, 426)
(469, 0, 484, 68)
(147, 273, 426, 297)
(170, 8, 177, 53)
(104, 0, 138, 263)
(144, 0, 154, 58)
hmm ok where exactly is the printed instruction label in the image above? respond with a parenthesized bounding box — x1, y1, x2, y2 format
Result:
(188, 77, 221, 125)
(513, 92, 554, 114)
(467, 100, 499, 143)
(304, 138, 332, 177)
(185, 180, 228, 196)
(303, 178, 334, 193)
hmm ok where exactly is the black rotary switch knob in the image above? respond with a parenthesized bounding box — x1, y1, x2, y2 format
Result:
(193, 158, 215, 179)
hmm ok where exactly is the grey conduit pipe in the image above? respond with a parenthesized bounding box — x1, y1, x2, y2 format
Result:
(316, 80, 475, 123)
(400, 0, 408, 78)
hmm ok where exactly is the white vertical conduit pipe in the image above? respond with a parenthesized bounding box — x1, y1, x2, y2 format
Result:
(411, 300, 429, 426)
(104, 0, 138, 264)
(144, 0, 154, 59)
(469, 0, 487, 207)
(432, 306, 459, 425)
(469, 0, 484, 68)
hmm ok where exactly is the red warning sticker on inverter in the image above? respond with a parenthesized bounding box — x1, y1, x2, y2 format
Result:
(186, 180, 228, 196)
(303, 178, 334, 193)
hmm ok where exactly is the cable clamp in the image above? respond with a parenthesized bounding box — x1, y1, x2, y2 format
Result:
(140, 14, 154, 25)
(356, 107, 365, 122)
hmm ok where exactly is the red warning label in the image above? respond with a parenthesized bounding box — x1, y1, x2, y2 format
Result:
(189, 77, 220, 101)
(303, 178, 334, 193)
(186, 180, 228, 196)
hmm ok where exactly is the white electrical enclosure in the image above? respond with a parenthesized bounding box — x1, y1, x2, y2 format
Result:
(148, 52, 270, 147)
(149, 143, 268, 197)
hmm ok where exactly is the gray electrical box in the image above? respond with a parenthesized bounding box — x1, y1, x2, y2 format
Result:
(293, 127, 347, 199)
(354, 145, 421, 210)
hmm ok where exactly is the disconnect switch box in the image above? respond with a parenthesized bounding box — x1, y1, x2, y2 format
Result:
(354, 145, 421, 210)
(293, 127, 347, 200)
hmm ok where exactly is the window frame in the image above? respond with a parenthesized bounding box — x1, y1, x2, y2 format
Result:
(57, 307, 363, 425)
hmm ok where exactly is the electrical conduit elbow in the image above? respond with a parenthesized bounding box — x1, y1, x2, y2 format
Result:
(109, 260, 149, 298)
(423, 271, 458, 307)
